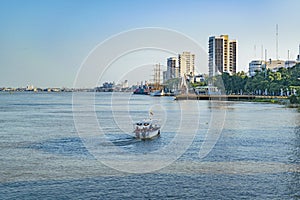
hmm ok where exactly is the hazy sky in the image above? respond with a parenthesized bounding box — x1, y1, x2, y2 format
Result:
(1, 0, 300, 88)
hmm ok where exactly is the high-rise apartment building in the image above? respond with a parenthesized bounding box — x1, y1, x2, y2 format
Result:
(229, 40, 237, 74)
(167, 57, 179, 79)
(178, 51, 195, 77)
(209, 35, 237, 76)
(164, 52, 195, 83)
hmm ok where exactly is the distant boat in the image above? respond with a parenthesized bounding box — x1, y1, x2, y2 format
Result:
(133, 119, 160, 140)
(150, 89, 165, 97)
(133, 88, 150, 95)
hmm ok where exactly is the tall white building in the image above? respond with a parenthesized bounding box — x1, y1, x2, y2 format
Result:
(167, 57, 179, 79)
(178, 51, 195, 77)
(209, 35, 237, 76)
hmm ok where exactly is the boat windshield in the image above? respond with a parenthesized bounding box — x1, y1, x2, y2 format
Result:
(136, 123, 143, 126)
(144, 123, 149, 126)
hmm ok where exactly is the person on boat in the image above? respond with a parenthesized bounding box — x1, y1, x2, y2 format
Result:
(149, 124, 153, 131)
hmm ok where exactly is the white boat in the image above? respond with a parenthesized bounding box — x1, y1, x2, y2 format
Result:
(133, 119, 161, 140)
(150, 89, 165, 96)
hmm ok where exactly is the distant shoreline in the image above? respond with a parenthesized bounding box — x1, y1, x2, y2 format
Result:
(174, 93, 288, 101)
(2, 90, 299, 108)
(175, 93, 300, 110)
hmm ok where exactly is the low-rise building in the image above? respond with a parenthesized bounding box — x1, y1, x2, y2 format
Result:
(249, 59, 291, 76)
(249, 60, 265, 77)
(284, 60, 297, 68)
(193, 74, 205, 83)
(267, 59, 285, 72)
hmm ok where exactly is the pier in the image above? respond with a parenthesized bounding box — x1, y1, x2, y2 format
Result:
(175, 94, 288, 101)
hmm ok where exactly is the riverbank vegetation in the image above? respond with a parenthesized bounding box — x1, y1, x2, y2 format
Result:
(209, 64, 300, 108)
(219, 63, 300, 96)
(165, 64, 300, 109)
(219, 63, 300, 109)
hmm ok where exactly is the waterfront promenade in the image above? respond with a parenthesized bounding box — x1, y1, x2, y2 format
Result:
(175, 94, 289, 101)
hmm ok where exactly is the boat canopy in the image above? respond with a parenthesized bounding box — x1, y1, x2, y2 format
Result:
(136, 122, 150, 126)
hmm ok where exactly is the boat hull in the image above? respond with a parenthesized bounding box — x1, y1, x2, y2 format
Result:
(134, 128, 160, 140)
(150, 90, 164, 96)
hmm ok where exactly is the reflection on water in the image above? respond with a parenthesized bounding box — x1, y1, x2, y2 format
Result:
(290, 125, 300, 164)
(289, 123, 300, 198)
(0, 92, 300, 199)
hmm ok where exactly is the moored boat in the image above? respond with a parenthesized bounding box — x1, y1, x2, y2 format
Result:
(133, 87, 150, 95)
(150, 89, 165, 97)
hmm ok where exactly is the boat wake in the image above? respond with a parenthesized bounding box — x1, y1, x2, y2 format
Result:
(110, 136, 139, 146)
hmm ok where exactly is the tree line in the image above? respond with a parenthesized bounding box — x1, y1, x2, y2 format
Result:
(219, 63, 300, 98)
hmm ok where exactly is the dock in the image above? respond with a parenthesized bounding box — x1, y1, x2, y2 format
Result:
(175, 94, 288, 101)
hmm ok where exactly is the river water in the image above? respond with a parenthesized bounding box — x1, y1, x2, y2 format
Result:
(0, 92, 300, 199)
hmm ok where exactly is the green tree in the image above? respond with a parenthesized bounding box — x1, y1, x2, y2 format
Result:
(208, 63, 300, 96)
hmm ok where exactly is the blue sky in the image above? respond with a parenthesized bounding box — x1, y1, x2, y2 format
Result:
(1, 0, 300, 88)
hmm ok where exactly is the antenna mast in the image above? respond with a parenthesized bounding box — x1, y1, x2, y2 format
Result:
(288, 50, 290, 68)
(276, 24, 279, 60)
(261, 45, 264, 61)
(264, 49, 267, 78)
(298, 44, 300, 62)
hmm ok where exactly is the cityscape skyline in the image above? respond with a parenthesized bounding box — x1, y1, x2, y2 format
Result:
(1, 0, 300, 88)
